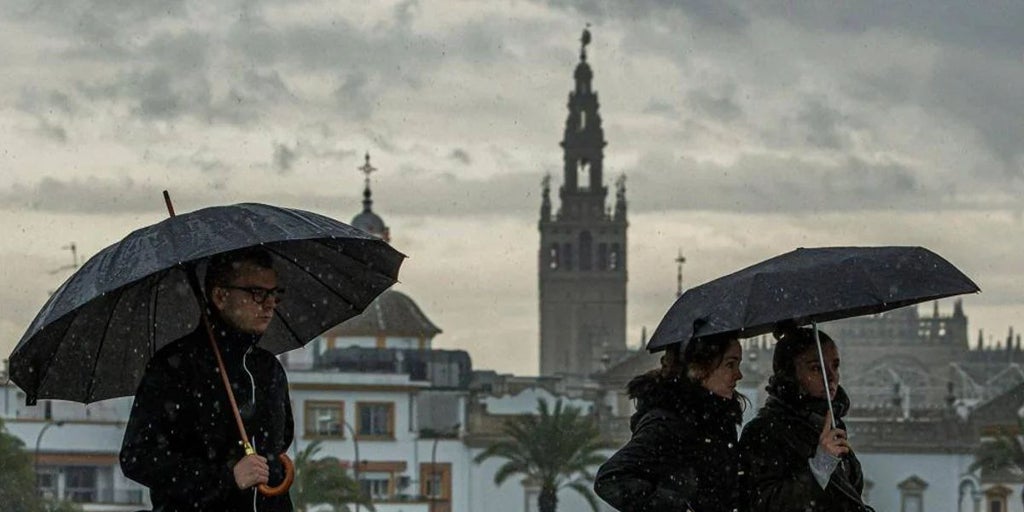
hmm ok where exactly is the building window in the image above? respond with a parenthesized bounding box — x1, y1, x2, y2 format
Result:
(35, 467, 58, 500)
(304, 401, 344, 438)
(899, 475, 928, 512)
(420, 463, 452, 500)
(562, 243, 573, 270)
(359, 471, 393, 501)
(609, 244, 620, 270)
(579, 231, 592, 271)
(548, 244, 559, 270)
(597, 243, 608, 270)
(357, 402, 395, 438)
(65, 466, 98, 503)
(985, 486, 1011, 512)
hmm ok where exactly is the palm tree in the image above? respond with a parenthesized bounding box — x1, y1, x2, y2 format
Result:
(292, 440, 374, 512)
(971, 417, 1024, 509)
(474, 399, 608, 512)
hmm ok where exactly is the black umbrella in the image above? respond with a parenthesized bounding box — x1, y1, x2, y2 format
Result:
(647, 246, 979, 428)
(647, 246, 979, 352)
(10, 201, 404, 405)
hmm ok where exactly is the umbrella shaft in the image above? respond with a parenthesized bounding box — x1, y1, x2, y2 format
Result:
(812, 323, 837, 429)
(202, 313, 253, 447)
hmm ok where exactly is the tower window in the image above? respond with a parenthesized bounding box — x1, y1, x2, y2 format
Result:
(609, 244, 620, 270)
(579, 111, 587, 131)
(548, 244, 559, 270)
(562, 243, 574, 270)
(577, 159, 590, 191)
(579, 232, 593, 271)
(597, 243, 608, 270)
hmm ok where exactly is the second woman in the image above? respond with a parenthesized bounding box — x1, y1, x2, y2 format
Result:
(594, 335, 746, 512)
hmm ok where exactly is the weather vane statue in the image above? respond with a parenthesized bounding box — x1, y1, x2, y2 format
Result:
(580, 24, 591, 61)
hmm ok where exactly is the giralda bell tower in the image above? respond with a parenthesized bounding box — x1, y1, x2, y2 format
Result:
(538, 28, 628, 377)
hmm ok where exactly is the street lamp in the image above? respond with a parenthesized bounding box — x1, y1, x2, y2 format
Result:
(342, 420, 361, 512)
(429, 423, 460, 512)
(34, 420, 66, 488)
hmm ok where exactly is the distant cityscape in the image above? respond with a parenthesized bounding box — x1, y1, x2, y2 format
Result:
(2, 30, 1022, 512)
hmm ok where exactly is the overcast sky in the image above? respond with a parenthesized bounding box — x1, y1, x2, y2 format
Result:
(2, 1, 1023, 376)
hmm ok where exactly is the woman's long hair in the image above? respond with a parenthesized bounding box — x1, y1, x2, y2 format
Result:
(650, 335, 748, 410)
(767, 326, 836, 400)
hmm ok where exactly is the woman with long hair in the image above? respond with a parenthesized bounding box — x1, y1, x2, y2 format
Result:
(739, 327, 874, 512)
(594, 335, 746, 512)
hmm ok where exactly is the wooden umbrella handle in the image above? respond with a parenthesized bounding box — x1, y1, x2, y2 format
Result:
(258, 453, 295, 497)
(164, 190, 295, 497)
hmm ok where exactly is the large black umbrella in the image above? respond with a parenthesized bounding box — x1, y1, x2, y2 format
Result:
(10, 201, 404, 405)
(647, 245, 978, 429)
(647, 246, 979, 352)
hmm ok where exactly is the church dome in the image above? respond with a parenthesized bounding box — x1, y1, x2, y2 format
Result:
(326, 289, 442, 338)
(351, 210, 387, 239)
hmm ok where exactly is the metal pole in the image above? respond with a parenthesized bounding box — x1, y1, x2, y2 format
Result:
(344, 421, 360, 512)
(811, 323, 837, 428)
(34, 421, 65, 485)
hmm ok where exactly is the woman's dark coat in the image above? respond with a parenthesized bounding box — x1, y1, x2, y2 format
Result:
(594, 372, 745, 512)
(739, 385, 873, 512)
(120, 319, 294, 512)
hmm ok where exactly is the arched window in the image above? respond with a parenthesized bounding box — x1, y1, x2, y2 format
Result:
(597, 243, 608, 270)
(562, 243, 573, 271)
(577, 159, 590, 191)
(548, 244, 559, 270)
(579, 231, 593, 271)
(609, 243, 621, 270)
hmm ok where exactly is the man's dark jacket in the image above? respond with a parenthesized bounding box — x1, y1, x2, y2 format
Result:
(594, 372, 745, 512)
(120, 319, 294, 512)
(739, 385, 873, 512)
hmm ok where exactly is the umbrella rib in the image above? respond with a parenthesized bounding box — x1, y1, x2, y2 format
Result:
(264, 241, 363, 307)
(31, 311, 78, 402)
(272, 311, 303, 353)
(84, 285, 128, 402)
(148, 271, 162, 359)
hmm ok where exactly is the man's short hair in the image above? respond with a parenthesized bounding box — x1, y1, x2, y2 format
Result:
(204, 247, 275, 298)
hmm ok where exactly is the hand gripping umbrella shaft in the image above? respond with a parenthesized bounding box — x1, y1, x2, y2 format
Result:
(164, 191, 294, 497)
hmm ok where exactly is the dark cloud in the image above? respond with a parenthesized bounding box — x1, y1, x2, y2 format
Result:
(795, 97, 849, 150)
(926, 52, 1024, 178)
(273, 143, 297, 174)
(753, 2, 1024, 61)
(539, 0, 749, 32)
(643, 100, 679, 118)
(17, 88, 77, 116)
(35, 118, 68, 143)
(625, 151, 931, 214)
(686, 88, 741, 123)
(450, 149, 472, 165)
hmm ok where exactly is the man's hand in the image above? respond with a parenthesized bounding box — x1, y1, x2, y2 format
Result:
(234, 454, 270, 490)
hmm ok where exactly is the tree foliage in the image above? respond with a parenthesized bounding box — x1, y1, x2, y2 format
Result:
(474, 399, 608, 512)
(292, 440, 374, 512)
(0, 416, 46, 512)
(972, 417, 1024, 508)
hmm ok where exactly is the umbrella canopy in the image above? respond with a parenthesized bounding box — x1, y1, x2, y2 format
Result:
(10, 202, 404, 404)
(647, 246, 979, 352)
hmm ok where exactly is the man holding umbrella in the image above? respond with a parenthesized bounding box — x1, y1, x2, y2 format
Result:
(120, 247, 294, 511)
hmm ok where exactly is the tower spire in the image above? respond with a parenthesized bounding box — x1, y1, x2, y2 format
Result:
(540, 173, 552, 222)
(580, 24, 591, 61)
(351, 152, 390, 242)
(358, 152, 377, 213)
(675, 250, 686, 298)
